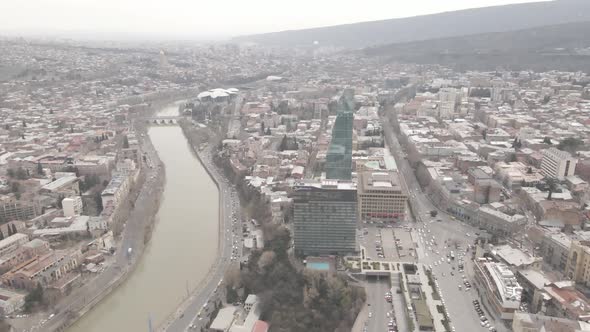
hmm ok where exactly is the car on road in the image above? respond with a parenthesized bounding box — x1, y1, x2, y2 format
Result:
(368, 312, 372, 318)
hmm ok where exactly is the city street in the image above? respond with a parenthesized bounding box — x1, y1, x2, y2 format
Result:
(364, 277, 393, 332)
(382, 116, 507, 332)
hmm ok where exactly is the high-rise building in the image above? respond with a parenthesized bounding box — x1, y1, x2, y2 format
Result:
(541, 148, 578, 180)
(325, 90, 354, 180)
(357, 171, 407, 222)
(292, 181, 357, 256)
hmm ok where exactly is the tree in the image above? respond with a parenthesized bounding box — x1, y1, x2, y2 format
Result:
(543, 137, 552, 145)
(226, 285, 239, 303)
(36, 162, 44, 176)
(15, 167, 28, 180)
(261, 122, 265, 135)
(507, 154, 517, 162)
(24, 283, 44, 313)
(6, 168, 15, 178)
(122, 135, 130, 149)
(557, 137, 583, 154)
(10, 182, 20, 195)
(279, 135, 287, 151)
(546, 178, 558, 201)
(95, 192, 104, 214)
(22, 120, 27, 128)
(56, 194, 65, 209)
(482, 129, 487, 141)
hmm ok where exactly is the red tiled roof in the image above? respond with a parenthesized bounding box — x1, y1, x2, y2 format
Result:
(252, 320, 269, 332)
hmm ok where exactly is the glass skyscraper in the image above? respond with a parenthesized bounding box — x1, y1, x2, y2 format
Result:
(325, 90, 354, 180)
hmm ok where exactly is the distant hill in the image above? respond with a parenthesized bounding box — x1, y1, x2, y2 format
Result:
(362, 21, 590, 72)
(232, 0, 590, 49)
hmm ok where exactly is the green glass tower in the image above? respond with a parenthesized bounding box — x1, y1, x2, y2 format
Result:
(326, 89, 354, 180)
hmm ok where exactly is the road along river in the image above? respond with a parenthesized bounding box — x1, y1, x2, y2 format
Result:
(68, 103, 219, 332)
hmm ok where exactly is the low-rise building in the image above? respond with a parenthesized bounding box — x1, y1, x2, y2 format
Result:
(0, 288, 25, 316)
(542, 281, 590, 322)
(1, 249, 82, 290)
(478, 205, 526, 238)
(512, 312, 590, 332)
(0, 233, 29, 257)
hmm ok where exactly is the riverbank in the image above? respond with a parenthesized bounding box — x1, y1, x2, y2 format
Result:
(65, 112, 220, 332)
(43, 104, 168, 332)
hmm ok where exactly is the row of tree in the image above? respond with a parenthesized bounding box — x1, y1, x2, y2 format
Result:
(6, 167, 29, 180)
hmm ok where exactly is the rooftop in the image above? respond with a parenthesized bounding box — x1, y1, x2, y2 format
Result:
(41, 175, 77, 191)
(484, 262, 522, 307)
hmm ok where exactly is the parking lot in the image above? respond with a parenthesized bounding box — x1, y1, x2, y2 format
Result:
(360, 224, 416, 262)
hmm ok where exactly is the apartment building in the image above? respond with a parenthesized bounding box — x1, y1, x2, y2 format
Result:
(565, 241, 590, 286)
(541, 148, 578, 180)
(0, 200, 41, 223)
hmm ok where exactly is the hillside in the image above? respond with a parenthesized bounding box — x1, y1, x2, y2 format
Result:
(232, 0, 590, 49)
(362, 21, 590, 72)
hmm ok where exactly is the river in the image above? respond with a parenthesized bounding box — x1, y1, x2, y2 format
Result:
(68, 102, 219, 332)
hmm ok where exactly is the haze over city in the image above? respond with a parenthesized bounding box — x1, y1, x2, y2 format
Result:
(1, 0, 547, 39)
(1, 1, 590, 332)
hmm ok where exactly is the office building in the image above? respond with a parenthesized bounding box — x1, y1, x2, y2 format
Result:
(473, 259, 522, 320)
(292, 181, 357, 256)
(357, 171, 407, 222)
(541, 148, 578, 180)
(325, 91, 354, 180)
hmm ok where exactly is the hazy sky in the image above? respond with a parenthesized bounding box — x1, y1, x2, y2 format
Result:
(1, 0, 548, 39)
